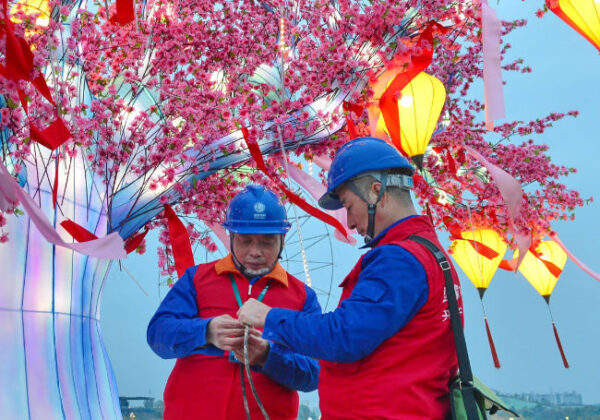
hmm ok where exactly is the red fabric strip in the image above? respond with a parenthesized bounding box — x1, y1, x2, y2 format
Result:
(124, 229, 148, 254)
(343, 101, 363, 140)
(241, 127, 350, 240)
(29, 115, 72, 150)
(498, 259, 516, 271)
(530, 248, 563, 278)
(110, 0, 135, 25)
(163, 204, 195, 278)
(60, 219, 99, 242)
(548, 0, 600, 52)
(465, 239, 500, 260)
(484, 317, 501, 368)
(52, 154, 59, 208)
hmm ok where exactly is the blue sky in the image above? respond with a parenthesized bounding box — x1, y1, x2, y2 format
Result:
(101, 1, 600, 406)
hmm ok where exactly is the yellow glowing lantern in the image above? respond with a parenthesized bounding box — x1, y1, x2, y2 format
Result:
(376, 71, 446, 169)
(516, 240, 570, 368)
(10, 0, 50, 28)
(547, 0, 600, 52)
(451, 229, 507, 368)
(517, 240, 567, 301)
(451, 229, 507, 297)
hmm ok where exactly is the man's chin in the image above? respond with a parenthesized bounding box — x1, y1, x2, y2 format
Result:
(244, 267, 270, 277)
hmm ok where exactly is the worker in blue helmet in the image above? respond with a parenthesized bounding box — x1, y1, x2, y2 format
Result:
(147, 185, 321, 420)
(239, 138, 463, 419)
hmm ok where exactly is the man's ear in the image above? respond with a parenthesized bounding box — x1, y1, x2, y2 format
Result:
(369, 181, 382, 203)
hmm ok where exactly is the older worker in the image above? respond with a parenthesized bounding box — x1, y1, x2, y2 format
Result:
(148, 185, 321, 420)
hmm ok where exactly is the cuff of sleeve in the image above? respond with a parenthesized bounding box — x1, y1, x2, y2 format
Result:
(193, 316, 213, 348)
(262, 307, 294, 342)
(258, 340, 285, 374)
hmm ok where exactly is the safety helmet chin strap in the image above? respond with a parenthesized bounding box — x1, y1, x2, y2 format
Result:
(230, 233, 285, 279)
(345, 172, 388, 243)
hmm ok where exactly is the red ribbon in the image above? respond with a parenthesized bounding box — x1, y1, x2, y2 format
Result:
(241, 127, 350, 240)
(110, 0, 135, 25)
(343, 101, 364, 140)
(444, 219, 500, 260)
(379, 22, 448, 155)
(124, 228, 148, 254)
(29, 114, 72, 150)
(163, 204, 195, 278)
(52, 154, 59, 208)
(530, 247, 563, 278)
(547, 0, 600, 52)
(61, 219, 99, 242)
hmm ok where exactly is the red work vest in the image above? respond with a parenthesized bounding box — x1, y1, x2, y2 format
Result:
(319, 216, 462, 420)
(163, 255, 308, 420)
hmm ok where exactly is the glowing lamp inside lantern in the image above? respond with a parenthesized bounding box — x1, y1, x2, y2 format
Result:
(399, 95, 414, 108)
(376, 71, 446, 169)
(10, 0, 50, 27)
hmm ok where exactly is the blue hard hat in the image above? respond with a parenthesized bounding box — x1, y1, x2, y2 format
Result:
(318, 137, 415, 210)
(223, 185, 291, 234)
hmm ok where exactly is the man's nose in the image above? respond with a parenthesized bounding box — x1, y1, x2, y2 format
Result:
(346, 210, 356, 229)
(248, 243, 262, 257)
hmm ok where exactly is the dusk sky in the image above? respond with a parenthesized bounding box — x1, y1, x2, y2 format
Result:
(101, 1, 600, 407)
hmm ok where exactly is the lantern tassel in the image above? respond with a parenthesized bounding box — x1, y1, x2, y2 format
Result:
(552, 321, 570, 369)
(484, 316, 501, 368)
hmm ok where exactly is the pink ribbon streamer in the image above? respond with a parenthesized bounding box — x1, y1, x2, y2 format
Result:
(550, 232, 600, 282)
(463, 145, 530, 267)
(482, 0, 506, 131)
(311, 154, 332, 171)
(278, 159, 357, 245)
(0, 161, 126, 259)
(205, 221, 231, 252)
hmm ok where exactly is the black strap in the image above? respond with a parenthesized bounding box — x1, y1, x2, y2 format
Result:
(408, 235, 482, 420)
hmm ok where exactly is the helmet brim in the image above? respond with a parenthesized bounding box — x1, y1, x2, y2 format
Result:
(318, 191, 343, 210)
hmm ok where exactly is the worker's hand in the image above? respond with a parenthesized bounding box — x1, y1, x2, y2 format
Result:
(237, 298, 271, 328)
(206, 314, 245, 351)
(232, 328, 270, 366)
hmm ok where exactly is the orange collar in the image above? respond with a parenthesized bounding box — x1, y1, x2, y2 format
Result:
(215, 254, 289, 287)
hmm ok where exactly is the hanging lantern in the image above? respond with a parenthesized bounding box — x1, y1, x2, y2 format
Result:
(376, 71, 446, 169)
(547, 0, 600, 52)
(451, 229, 507, 368)
(517, 240, 570, 368)
(10, 0, 50, 27)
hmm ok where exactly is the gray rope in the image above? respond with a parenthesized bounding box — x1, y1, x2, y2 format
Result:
(242, 326, 271, 420)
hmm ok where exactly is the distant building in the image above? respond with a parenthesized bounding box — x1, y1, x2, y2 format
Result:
(498, 391, 583, 407)
(119, 396, 163, 420)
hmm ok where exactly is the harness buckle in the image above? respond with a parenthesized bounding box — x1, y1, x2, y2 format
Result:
(439, 260, 451, 271)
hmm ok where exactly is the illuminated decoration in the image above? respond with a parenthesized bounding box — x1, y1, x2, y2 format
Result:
(376, 71, 446, 169)
(547, 0, 600, 52)
(517, 240, 570, 368)
(451, 229, 507, 368)
(10, 0, 50, 27)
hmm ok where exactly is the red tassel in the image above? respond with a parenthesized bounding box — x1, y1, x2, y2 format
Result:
(552, 322, 570, 369)
(484, 317, 501, 368)
(163, 204, 195, 278)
